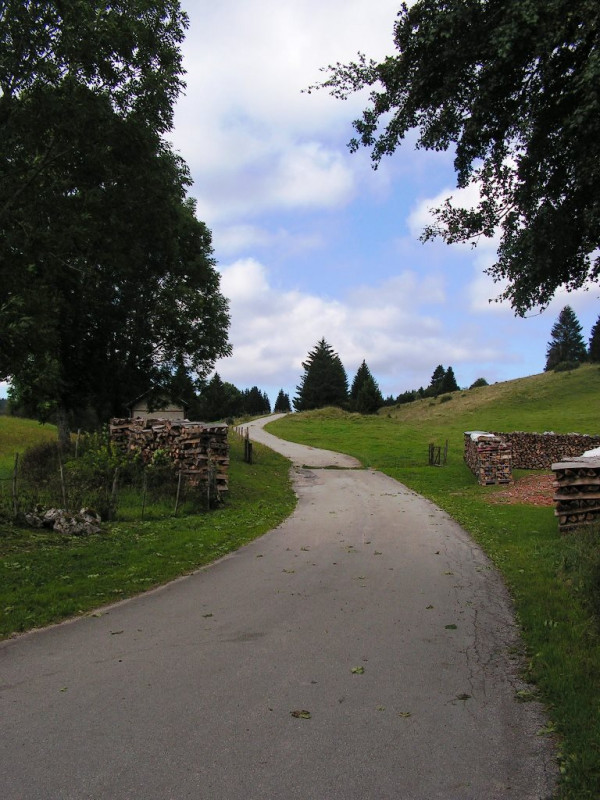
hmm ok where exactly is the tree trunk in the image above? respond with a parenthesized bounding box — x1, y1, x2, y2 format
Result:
(56, 405, 71, 453)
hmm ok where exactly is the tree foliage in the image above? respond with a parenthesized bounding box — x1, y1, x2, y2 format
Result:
(294, 339, 348, 411)
(0, 1, 231, 445)
(589, 315, 600, 363)
(544, 306, 588, 371)
(349, 360, 383, 414)
(312, 0, 600, 315)
(274, 389, 292, 413)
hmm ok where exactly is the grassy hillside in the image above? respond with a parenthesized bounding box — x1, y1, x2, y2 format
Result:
(268, 364, 600, 800)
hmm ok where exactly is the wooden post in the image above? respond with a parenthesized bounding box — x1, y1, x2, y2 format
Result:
(12, 453, 19, 518)
(141, 470, 148, 520)
(174, 470, 183, 514)
(109, 467, 120, 520)
(59, 459, 67, 508)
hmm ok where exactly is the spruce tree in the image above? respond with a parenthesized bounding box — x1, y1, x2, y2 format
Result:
(441, 366, 459, 393)
(274, 390, 292, 413)
(350, 360, 383, 414)
(544, 306, 587, 370)
(294, 339, 348, 411)
(589, 315, 600, 363)
(427, 365, 446, 397)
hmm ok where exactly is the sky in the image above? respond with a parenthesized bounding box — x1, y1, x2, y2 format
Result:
(2, 0, 598, 405)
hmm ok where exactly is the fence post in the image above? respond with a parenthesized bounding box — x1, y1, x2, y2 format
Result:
(12, 453, 19, 519)
(174, 470, 183, 514)
(109, 467, 120, 520)
(59, 459, 67, 508)
(141, 470, 148, 520)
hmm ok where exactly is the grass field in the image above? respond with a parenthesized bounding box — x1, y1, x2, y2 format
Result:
(268, 364, 600, 800)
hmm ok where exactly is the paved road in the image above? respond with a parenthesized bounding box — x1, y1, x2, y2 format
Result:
(1, 415, 556, 799)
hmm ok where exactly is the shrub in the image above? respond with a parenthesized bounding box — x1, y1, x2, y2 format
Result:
(554, 360, 582, 372)
(469, 377, 489, 389)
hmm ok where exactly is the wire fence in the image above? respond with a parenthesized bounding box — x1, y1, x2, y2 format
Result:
(0, 442, 221, 526)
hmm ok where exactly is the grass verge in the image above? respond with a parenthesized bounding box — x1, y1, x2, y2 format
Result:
(0, 432, 296, 639)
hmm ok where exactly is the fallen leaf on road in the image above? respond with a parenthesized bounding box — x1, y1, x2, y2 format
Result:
(291, 710, 311, 719)
(351, 666, 365, 674)
(398, 711, 411, 718)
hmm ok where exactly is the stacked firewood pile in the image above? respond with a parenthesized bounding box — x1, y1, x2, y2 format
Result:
(464, 432, 513, 485)
(110, 418, 229, 493)
(552, 453, 600, 532)
(493, 432, 600, 470)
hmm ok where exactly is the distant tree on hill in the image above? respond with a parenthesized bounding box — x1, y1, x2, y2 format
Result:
(544, 306, 587, 371)
(243, 386, 271, 416)
(350, 360, 383, 414)
(469, 377, 489, 389)
(426, 365, 447, 397)
(589, 315, 600, 363)
(274, 390, 292, 413)
(198, 374, 243, 421)
(396, 390, 417, 405)
(440, 366, 459, 393)
(294, 339, 348, 411)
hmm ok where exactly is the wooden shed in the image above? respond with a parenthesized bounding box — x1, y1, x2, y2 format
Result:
(128, 391, 187, 421)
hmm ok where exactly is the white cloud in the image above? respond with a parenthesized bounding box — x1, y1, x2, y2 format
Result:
(213, 258, 520, 398)
(173, 0, 400, 223)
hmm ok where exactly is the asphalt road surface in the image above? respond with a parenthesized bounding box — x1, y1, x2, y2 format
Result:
(1, 415, 556, 799)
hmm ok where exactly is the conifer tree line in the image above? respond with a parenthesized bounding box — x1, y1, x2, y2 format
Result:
(294, 339, 466, 414)
(545, 307, 600, 371)
(189, 374, 280, 422)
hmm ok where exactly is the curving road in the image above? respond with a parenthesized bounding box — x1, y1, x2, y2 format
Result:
(0, 415, 556, 799)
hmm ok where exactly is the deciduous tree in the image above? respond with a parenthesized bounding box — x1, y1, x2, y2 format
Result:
(1, 1, 231, 447)
(312, 0, 600, 315)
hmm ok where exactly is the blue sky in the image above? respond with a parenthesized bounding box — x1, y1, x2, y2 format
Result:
(170, 0, 598, 406)
(2, 0, 598, 405)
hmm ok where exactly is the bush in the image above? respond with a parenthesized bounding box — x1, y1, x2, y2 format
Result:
(554, 360, 582, 372)
(469, 377, 489, 389)
(439, 394, 452, 403)
(19, 441, 62, 486)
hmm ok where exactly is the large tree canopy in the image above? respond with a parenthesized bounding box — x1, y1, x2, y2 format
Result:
(312, 0, 600, 315)
(1, 1, 231, 444)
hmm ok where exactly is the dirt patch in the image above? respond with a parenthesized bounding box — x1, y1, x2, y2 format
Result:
(487, 472, 555, 507)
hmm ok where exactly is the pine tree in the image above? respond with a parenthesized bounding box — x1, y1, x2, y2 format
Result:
(427, 365, 446, 397)
(441, 366, 459, 393)
(589, 315, 600, 363)
(350, 360, 383, 414)
(294, 339, 348, 411)
(274, 390, 292, 413)
(544, 306, 587, 371)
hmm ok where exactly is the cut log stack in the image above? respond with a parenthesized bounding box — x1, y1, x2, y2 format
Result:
(464, 431, 513, 486)
(493, 432, 600, 470)
(109, 418, 229, 493)
(552, 455, 600, 532)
